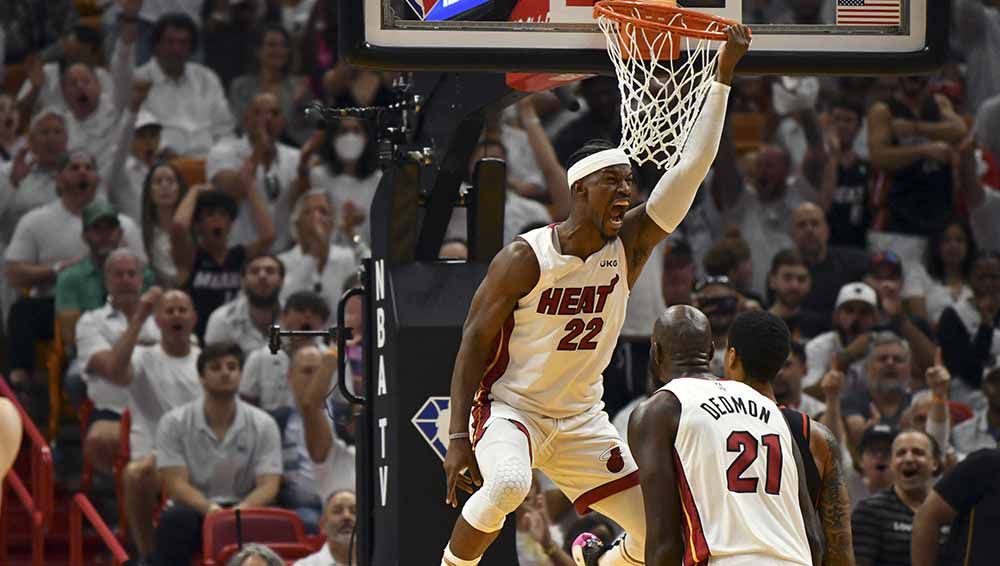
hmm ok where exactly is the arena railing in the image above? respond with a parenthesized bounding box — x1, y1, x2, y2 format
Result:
(0, 376, 54, 566)
(70, 492, 131, 566)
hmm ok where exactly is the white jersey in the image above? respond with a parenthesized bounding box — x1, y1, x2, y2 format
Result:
(660, 378, 811, 566)
(476, 225, 629, 419)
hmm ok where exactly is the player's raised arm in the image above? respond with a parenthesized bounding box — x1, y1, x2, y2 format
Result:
(811, 420, 855, 566)
(628, 390, 684, 566)
(618, 24, 750, 288)
(443, 240, 540, 508)
(791, 431, 826, 565)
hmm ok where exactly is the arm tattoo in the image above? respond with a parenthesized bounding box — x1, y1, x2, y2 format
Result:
(817, 424, 856, 566)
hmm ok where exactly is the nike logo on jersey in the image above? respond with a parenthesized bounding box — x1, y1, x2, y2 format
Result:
(536, 275, 620, 316)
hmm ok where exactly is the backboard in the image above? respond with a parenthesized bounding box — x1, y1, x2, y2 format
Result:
(339, 0, 948, 76)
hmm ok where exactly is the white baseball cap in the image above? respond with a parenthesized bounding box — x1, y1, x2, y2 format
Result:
(835, 282, 878, 310)
(135, 110, 162, 131)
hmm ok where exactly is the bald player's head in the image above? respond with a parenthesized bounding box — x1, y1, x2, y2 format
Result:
(650, 305, 714, 384)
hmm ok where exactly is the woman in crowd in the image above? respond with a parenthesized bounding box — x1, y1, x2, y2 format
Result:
(298, 118, 381, 247)
(905, 219, 977, 326)
(228, 24, 314, 147)
(140, 162, 189, 286)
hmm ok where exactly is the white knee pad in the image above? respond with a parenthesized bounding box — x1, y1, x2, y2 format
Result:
(460, 421, 532, 533)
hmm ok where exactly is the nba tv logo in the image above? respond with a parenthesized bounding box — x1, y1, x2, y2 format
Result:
(600, 259, 618, 268)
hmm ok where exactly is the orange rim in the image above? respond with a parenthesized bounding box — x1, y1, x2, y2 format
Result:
(593, 0, 738, 41)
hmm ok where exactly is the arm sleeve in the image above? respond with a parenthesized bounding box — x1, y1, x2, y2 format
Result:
(851, 498, 882, 565)
(254, 414, 284, 477)
(803, 334, 831, 388)
(644, 82, 731, 232)
(935, 449, 1000, 513)
(108, 37, 135, 113)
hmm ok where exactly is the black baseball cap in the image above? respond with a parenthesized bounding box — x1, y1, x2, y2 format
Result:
(859, 423, 898, 452)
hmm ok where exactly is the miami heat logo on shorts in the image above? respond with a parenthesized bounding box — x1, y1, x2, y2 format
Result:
(599, 445, 625, 473)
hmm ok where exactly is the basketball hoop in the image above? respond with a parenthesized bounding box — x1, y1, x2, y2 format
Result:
(594, 0, 739, 168)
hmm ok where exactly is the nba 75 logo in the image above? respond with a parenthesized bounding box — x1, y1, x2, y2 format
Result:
(412, 397, 452, 461)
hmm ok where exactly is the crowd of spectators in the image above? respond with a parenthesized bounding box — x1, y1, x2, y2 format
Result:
(3, 0, 1000, 564)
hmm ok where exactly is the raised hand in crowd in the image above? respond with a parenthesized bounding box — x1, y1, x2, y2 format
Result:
(9, 148, 34, 189)
(129, 79, 153, 114)
(925, 348, 951, 401)
(134, 286, 164, 324)
(839, 331, 872, 369)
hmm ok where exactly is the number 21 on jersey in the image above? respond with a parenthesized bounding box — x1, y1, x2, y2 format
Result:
(726, 431, 783, 495)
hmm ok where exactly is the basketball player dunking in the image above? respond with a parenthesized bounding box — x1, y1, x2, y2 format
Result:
(631, 308, 824, 566)
(439, 24, 751, 566)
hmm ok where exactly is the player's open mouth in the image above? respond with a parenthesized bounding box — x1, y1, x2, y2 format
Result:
(609, 200, 629, 227)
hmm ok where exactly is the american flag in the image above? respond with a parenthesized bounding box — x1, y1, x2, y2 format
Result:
(836, 0, 901, 26)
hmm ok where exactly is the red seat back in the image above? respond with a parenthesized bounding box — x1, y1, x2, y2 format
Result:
(201, 508, 306, 566)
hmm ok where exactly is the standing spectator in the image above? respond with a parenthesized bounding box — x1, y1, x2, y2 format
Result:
(937, 252, 1000, 409)
(791, 202, 871, 315)
(140, 162, 187, 285)
(294, 490, 357, 566)
(842, 332, 915, 449)
(912, 448, 1000, 566)
(767, 248, 828, 341)
(5, 151, 144, 388)
(200, 0, 264, 90)
(956, 136, 1000, 254)
(279, 190, 357, 312)
(774, 340, 825, 419)
(74, 249, 160, 475)
(106, 288, 200, 561)
(134, 12, 234, 156)
(101, 79, 160, 223)
(719, 144, 817, 296)
(299, 118, 381, 247)
(208, 92, 300, 252)
(150, 342, 282, 566)
(55, 201, 155, 349)
(867, 75, 967, 266)
(903, 220, 976, 327)
(952, 0, 1000, 112)
(950, 367, 1000, 457)
(14, 24, 108, 121)
(204, 254, 285, 355)
(102, 0, 205, 66)
(804, 282, 878, 396)
(851, 429, 944, 566)
(171, 186, 275, 342)
(229, 25, 314, 147)
(817, 97, 872, 249)
(553, 76, 621, 166)
(846, 424, 897, 508)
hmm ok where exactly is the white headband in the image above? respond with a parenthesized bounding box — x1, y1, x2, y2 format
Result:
(566, 148, 631, 188)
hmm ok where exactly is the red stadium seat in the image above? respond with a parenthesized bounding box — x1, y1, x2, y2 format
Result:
(201, 508, 307, 566)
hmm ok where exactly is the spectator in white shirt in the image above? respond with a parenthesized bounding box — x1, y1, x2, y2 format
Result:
(294, 490, 357, 566)
(5, 150, 144, 388)
(150, 342, 282, 566)
(204, 254, 284, 355)
(956, 136, 1000, 254)
(75, 248, 160, 475)
(208, 92, 300, 252)
(804, 282, 880, 400)
(903, 219, 977, 328)
(101, 287, 200, 561)
(279, 190, 358, 312)
(134, 13, 234, 156)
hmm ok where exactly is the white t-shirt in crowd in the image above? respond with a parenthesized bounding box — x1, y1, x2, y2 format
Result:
(970, 187, 1000, 254)
(309, 166, 382, 246)
(128, 344, 201, 459)
(278, 244, 358, 317)
(902, 262, 973, 326)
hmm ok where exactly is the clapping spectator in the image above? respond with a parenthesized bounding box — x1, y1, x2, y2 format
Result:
(937, 252, 1000, 409)
(140, 162, 188, 285)
(816, 97, 873, 249)
(294, 490, 357, 566)
(134, 12, 234, 156)
(911, 448, 1000, 566)
(229, 25, 314, 147)
(171, 185, 275, 342)
(852, 430, 945, 565)
(299, 118, 381, 246)
(101, 288, 201, 560)
(204, 254, 285, 355)
(208, 92, 300, 252)
(903, 219, 977, 327)
(279, 190, 357, 312)
(150, 342, 282, 566)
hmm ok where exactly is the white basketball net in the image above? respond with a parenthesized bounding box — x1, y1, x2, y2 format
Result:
(597, 10, 725, 169)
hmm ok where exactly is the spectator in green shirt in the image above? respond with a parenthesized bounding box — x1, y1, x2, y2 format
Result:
(55, 200, 155, 354)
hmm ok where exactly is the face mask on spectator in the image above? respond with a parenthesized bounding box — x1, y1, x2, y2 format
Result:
(335, 132, 366, 162)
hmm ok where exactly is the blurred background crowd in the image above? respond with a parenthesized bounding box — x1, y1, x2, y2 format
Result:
(1, 0, 999, 564)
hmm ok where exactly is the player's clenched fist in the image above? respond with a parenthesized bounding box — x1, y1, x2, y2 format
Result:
(443, 438, 482, 508)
